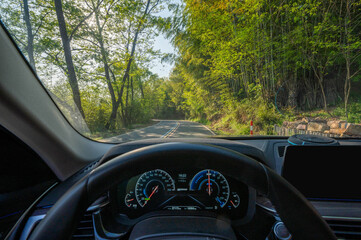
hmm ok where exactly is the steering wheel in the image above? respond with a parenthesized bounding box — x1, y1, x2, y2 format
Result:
(28, 142, 336, 240)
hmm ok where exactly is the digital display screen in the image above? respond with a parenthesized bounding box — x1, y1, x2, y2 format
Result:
(114, 168, 249, 219)
(282, 146, 361, 201)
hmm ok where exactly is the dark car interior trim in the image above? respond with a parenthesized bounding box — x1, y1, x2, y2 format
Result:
(0, 24, 112, 181)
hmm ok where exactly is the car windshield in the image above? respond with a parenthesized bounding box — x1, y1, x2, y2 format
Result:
(1, 0, 361, 143)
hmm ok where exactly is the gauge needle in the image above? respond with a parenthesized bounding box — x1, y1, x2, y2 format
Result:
(230, 200, 236, 207)
(207, 170, 211, 196)
(127, 199, 134, 202)
(216, 197, 224, 207)
(145, 185, 159, 202)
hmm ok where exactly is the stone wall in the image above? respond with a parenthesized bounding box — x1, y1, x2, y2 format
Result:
(275, 118, 361, 137)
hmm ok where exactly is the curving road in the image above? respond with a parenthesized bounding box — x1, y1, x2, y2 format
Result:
(103, 120, 215, 142)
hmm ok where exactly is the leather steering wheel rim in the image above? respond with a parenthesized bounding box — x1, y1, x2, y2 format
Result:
(29, 142, 336, 240)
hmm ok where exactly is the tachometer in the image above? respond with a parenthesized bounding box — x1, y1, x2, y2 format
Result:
(135, 169, 175, 208)
(189, 169, 230, 208)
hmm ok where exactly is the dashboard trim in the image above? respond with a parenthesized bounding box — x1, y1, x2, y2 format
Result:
(19, 215, 45, 240)
(323, 216, 361, 221)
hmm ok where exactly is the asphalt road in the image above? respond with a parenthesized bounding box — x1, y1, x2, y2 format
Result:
(103, 120, 215, 142)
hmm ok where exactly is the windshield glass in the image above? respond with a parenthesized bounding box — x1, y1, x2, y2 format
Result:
(1, 0, 361, 142)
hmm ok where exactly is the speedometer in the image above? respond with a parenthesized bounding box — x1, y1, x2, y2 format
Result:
(135, 169, 175, 208)
(189, 169, 230, 208)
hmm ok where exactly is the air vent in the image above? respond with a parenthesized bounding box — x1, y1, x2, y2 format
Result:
(72, 212, 94, 239)
(278, 145, 286, 158)
(327, 219, 361, 240)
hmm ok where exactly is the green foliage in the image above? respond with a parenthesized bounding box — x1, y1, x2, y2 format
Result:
(211, 96, 282, 135)
(347, 102, 361, 123)
(163, 0, 361, 134)
(332, 100, 361, 123)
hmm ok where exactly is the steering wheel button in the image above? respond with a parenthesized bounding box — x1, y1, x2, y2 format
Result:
(273, 222, 292, 240)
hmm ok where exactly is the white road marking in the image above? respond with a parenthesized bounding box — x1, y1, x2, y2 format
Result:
(201, 124, 216, 135)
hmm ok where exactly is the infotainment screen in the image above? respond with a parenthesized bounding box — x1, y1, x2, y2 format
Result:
(282, 146, 361, 201)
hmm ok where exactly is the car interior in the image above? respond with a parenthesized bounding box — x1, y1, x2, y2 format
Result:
(1, 3, 361, 240)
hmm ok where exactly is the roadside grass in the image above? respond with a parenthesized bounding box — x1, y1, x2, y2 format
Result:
(191, 97, 283, 136)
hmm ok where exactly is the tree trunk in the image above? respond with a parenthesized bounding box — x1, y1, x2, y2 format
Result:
(344, 57, 351, 120)
(54, 0, 85, 120)
(138, 76, 145, 99)
(310, 56, 329, 113)
(287, 78, 297, 108)
(91, 2, 118, 130)
(123, 75, 130, 127)
(130, 76, 134, 124)
(131, 76, 134, 102)
(23, 0, 36, 72)
(318, 75, 328, 112)
(343, 0, 352, 121)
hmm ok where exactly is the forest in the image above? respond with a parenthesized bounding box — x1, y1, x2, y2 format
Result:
(1, 0, 361, 137)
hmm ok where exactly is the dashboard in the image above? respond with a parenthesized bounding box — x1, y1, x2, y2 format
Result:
(13, 137, 361, 240)
(111, 168, 251, 219)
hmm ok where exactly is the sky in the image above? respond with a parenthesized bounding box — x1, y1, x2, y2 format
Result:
(150, 34, 175, 78)
(148, 0, 181, 78)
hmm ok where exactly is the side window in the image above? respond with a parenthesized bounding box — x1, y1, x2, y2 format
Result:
(0, 125, 57, 239)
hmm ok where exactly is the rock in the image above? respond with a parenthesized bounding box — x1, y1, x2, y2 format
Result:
(324, 130, 330, 134)
(327, 120, 347, 129)
(302, 117, 310, 123)
(296, 124, 307, 130)
(310, 117, 327, 124)
(340, 122, 350, 129)
(343, 124, 361, 136)
(329, 128, 346, 135)
(288, 121, 301, 129)
(307, 122, 330, 132)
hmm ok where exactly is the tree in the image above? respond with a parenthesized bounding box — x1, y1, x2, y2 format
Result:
(0, 0, 44, 72)
(22, 0, 37, 71)
(340, 0, 361, 119)
(105, 0, 162, 129)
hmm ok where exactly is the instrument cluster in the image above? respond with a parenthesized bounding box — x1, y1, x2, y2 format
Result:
(112, 168, 250, 219)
